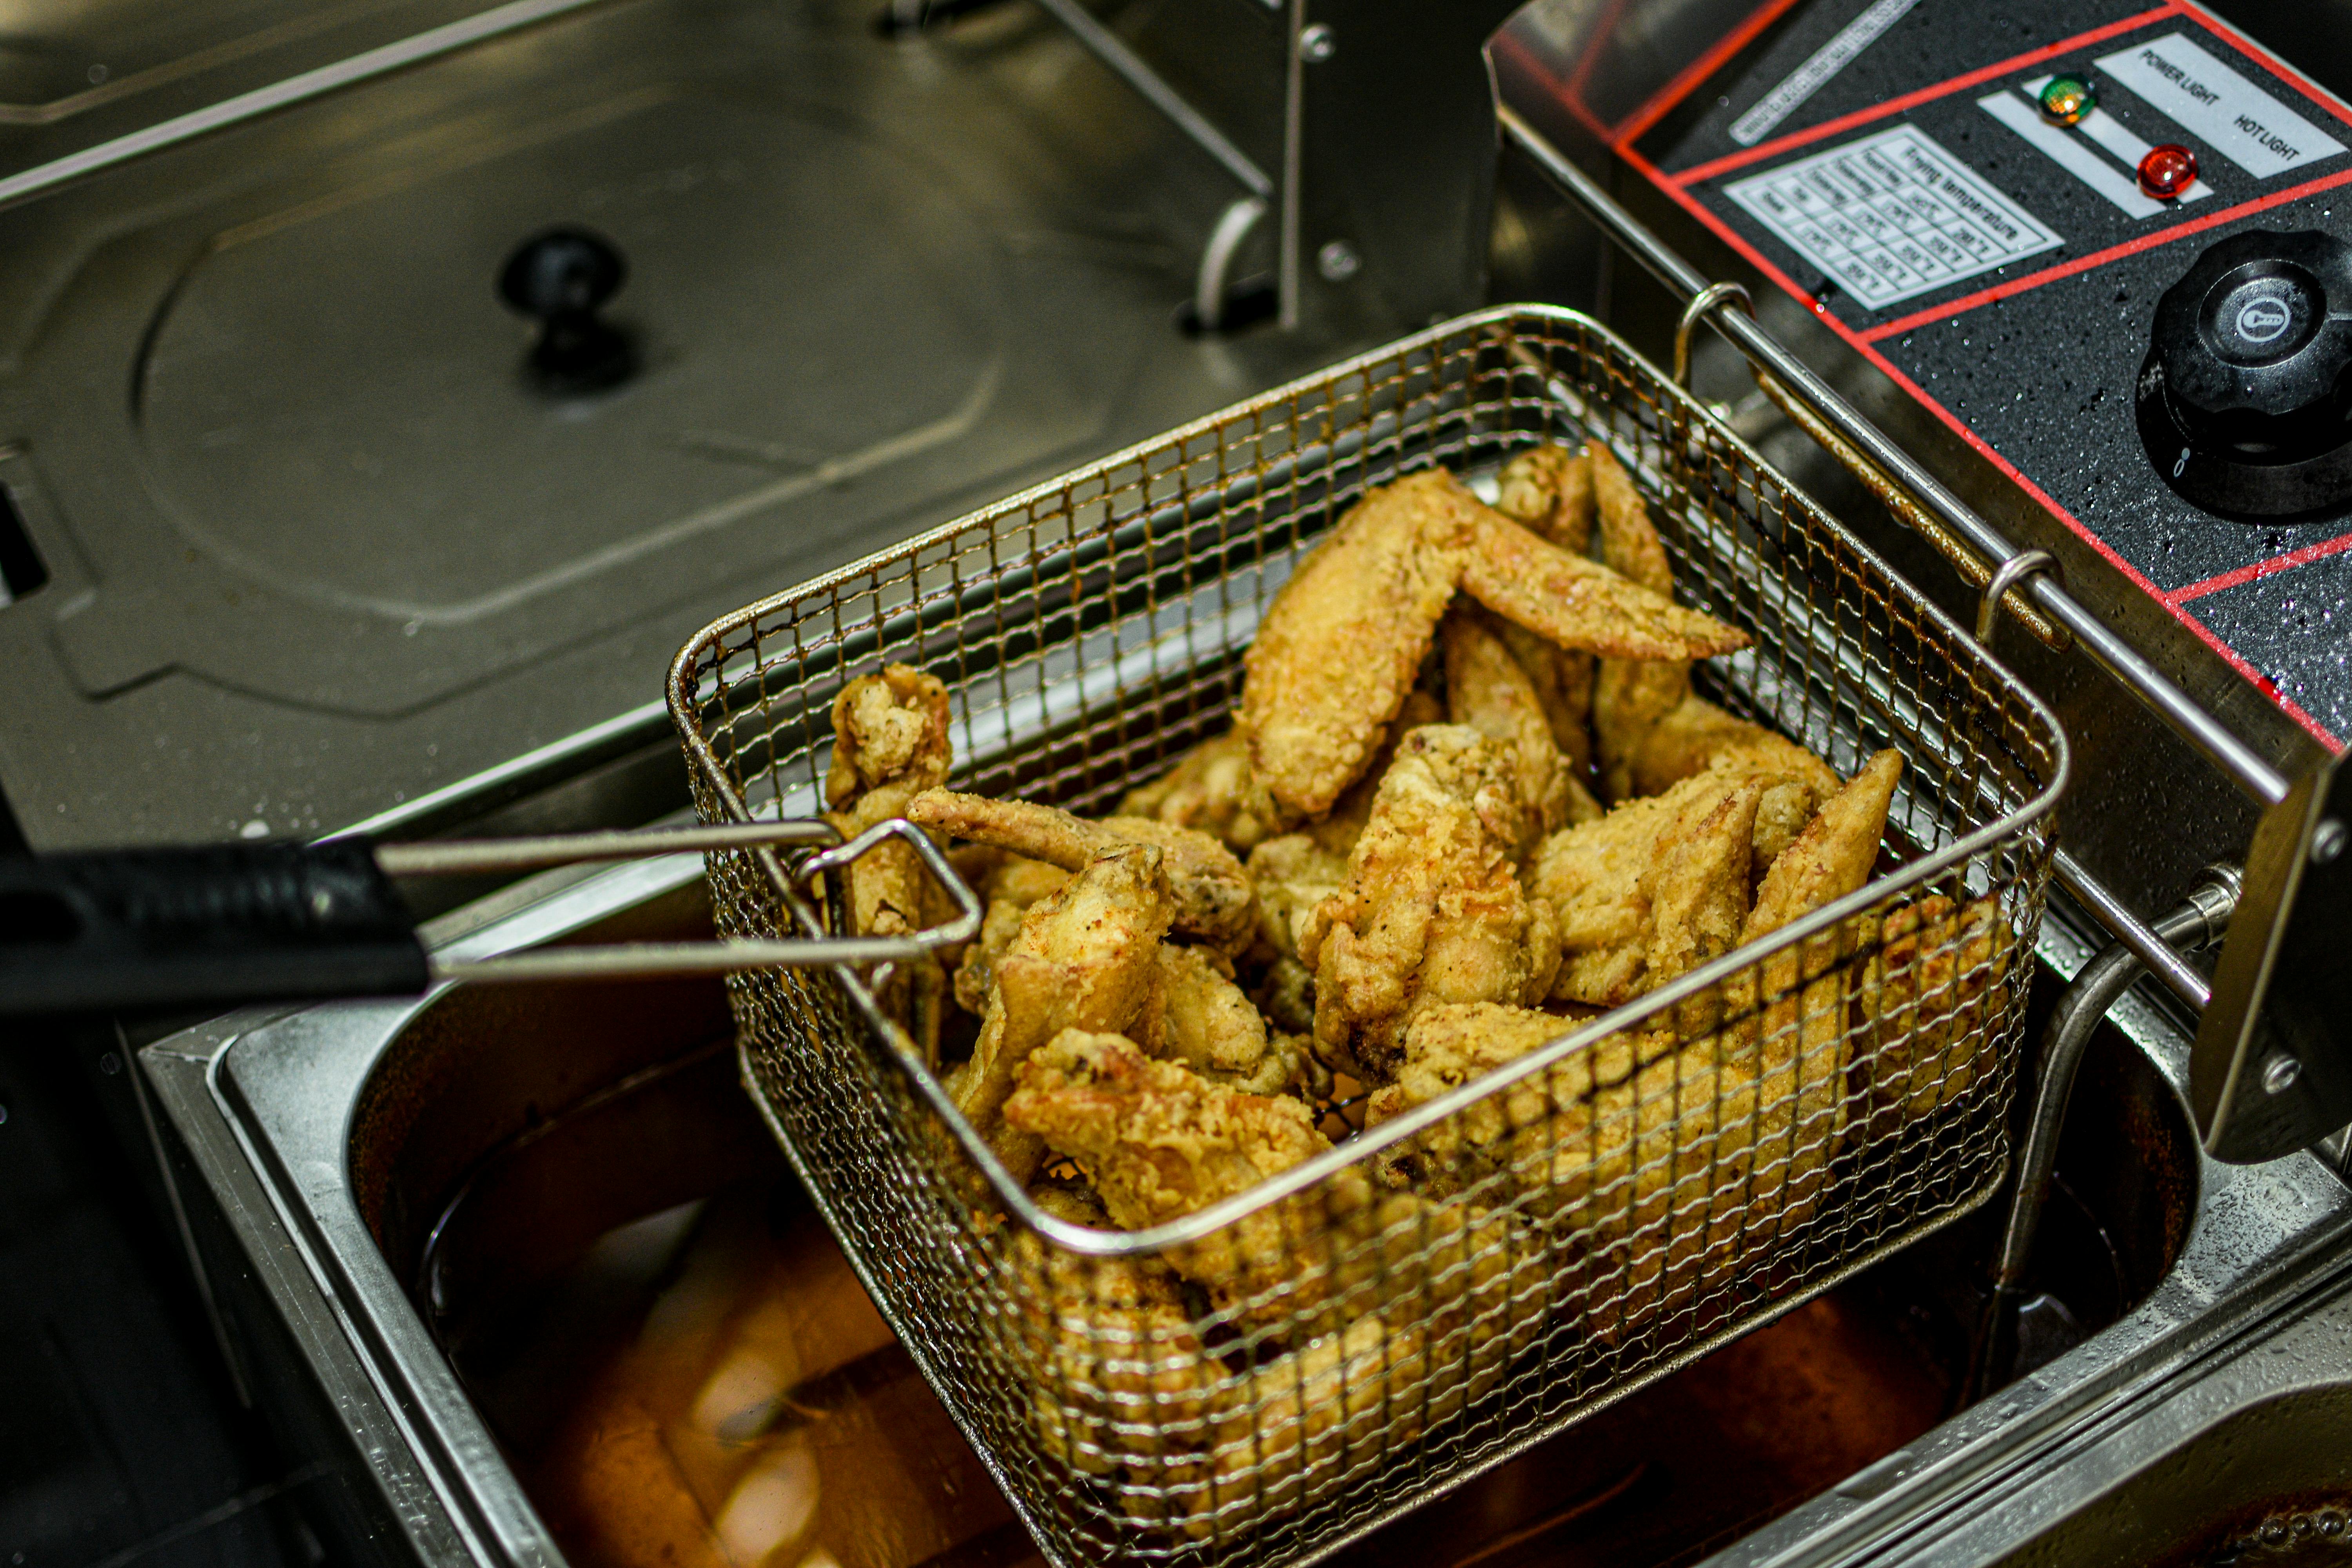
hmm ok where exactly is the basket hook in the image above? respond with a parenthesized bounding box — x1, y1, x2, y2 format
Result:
(1975, 550, 2063, 651)
(1673, 281, 1754, 390)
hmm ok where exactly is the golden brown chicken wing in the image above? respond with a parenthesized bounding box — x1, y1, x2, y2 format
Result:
(1302, 725, 1562, 1084)
(1003, 1028, 1374, 1320)
(1118, 728, 1279, 855)
(1007, 1031, 1529, 1359)
(1495, 441, 1597, 551)
(1629, 695, 1844, 874)
(1852, 893, 2016, 1131)
(1441, 606, 1599, 852)
(1535, 767, 1762, 1012)
(1011, 1184, 1226, 1519)
(1589, 446, 1696, 804)
(825, 665, 958, 1060)
(1136, 944, 1303, 1098)
(1241, 469, 1748, 821)
(909, 790, 1256, 955)
(1245, 833, 1352, 962)
(952, 846, 1172, 1182)
(951, 855, 1071, 1016)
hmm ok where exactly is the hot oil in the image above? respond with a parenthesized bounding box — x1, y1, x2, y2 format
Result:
(425, 1038, 1966, 1568)
(452, 1172, 1031, 1568)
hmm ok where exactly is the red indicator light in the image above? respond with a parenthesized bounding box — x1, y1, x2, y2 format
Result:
(2140, 143, 2198, 199)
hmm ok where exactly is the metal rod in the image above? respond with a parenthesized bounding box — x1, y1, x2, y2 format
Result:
(374, 819, 840, 878)
(1194, 193, 1268, 330)
(1498, 105, 2292, 809)
(2053, 848, 2214, 1011)
(434, 934, 946, 983)
(0, 0, 615, 212)
(402, 818, 983, 982)
(1028, 0, 1272, 198)
(1276, 0, 1307, 328)
(1969, 863, 2241, 1399)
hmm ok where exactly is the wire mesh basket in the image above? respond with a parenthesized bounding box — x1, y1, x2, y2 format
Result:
(666, 304, 2068, 1568)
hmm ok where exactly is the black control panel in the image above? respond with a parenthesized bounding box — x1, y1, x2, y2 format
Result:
(1580, 0, 2352, 749)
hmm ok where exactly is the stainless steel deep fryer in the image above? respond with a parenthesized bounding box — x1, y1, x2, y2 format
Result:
(664, 304, 2068, 1568)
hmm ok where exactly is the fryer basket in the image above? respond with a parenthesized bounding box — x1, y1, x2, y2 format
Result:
(666, 305, 2067, 1568)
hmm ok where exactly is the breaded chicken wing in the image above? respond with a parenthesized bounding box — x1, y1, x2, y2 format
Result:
(1441, 606, 1599, 852)
(951, 855, 1070, 1016)
(909, 790, 1255, 955)
(1118, 728, 1279, 855)
(1495, 441, 1597, 551)
(1013, 1185, 1224, 1508)
(953, 846, 1171, 1182)
(1589, 446, 1695, 804)
(1853, 893, 2016, 1130)
(1630, 695, 1844, 874)
(1004, 1029, 1374, 1322)
(1246, 833, 1352, 962)
(1137, 943, 1302, 1098)
(825, 665, 957, 1060)
(1303, 726, 1562, 1084)
(1242, 469, 1748, 821)
(1535, 767, 1762, 1012)
(1006, 1031, 1530, 1357)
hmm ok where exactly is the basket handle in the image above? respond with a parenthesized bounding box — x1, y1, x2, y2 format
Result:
(0, 819, 980, 1017)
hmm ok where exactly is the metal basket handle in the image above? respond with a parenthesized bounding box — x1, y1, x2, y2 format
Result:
(0, 818, 979, 1017)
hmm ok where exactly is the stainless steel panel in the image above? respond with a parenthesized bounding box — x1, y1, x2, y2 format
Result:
(0, 0, 1397, 849)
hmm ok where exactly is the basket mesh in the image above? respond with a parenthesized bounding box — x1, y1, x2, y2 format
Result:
(667, 305, 2065, 1568)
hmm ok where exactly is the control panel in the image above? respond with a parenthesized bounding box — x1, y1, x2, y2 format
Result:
(1567, 0, 2352, 749)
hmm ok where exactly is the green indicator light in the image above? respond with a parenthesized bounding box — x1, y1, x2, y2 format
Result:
(2039, 75, 2095, 126)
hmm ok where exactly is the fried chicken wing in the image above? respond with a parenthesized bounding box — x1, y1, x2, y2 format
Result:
(951, 854, 1071, 1016)
(1589, 446, 1695, 803)
(1457, 503, 1749, 660)
(1013, 1186, 1223, 1507)
(1242, 469, 1749, 820)
(952, 846, 1171, 1182)
(1367, 1002, 1671, 1203)
(909, 790, 1256, 955)
(1303, 726, 1561, 1084)
(825, 665, 957, 1060)
(1007, 1030, 1531, 1369)
(1246, 832, 1352, 962)
(1630, 695, 1844, 873)
(1748, 752, 1900, 929)
(1853, 893, 2016, 1131)
(1136, 943, 1302, 1097)
(1442, 606, 1598, 851)
(1494, 441, 1596, 551)
(1535, 768, 1762, 1011)
(1004, 1029, 1373, 1321)
(1118, 728, 1279, 854)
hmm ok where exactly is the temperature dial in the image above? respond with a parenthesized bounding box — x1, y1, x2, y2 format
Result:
(2138, 229, 2352, 518)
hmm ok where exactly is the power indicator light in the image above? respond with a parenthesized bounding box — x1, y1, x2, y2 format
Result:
(2038, 75, 2094, 125)
(2139, 143, 2199, 199)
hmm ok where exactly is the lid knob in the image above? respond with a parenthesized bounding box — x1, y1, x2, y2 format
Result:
(497, 227, 636, 394)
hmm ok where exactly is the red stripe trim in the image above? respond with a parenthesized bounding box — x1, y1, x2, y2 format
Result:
(1857, 165, 2352, 342)
(1611, 0, 1807, 148)
(1490, 29, 1615, 142)
(1669, 5, 2180, 187)
(2169, 531, 2352, 603)
(1617, 138, 2345, 750)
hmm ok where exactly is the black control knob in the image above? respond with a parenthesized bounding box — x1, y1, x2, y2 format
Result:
(497, 227, 636, 394)
(2138, 229, 2352, 518)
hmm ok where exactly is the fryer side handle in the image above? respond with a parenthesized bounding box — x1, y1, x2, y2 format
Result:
(0, 839, 429, 1017)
